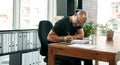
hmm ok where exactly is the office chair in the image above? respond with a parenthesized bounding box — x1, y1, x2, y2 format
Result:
(38, 20, 62, 65)
(38, 20, 52, 57)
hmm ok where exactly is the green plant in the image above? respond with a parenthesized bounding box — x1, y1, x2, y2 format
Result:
(83, 21, 98, 37)
(98, 18, 116, 35)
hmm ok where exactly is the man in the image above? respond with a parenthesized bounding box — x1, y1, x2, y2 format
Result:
(47, 10, 93, 65)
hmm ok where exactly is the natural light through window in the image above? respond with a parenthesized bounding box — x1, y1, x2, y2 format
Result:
(0, 0, 13, 30)
(97, 0, 120, 33)
(20, 0, 48, 29)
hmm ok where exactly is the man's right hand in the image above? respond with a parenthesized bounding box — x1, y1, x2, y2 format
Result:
(64, 36, 73, 42)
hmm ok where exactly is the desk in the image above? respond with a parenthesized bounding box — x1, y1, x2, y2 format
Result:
(48, 36, 120, 65)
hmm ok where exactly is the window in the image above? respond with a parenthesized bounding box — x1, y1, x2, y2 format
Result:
(0, 0, 13, 30)
(20, 0, 48, 29)
(0, 0, 48, 30)
(97, 0, 120, 36)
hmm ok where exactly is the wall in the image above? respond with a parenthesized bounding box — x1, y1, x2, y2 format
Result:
(83, 0, 98, 23)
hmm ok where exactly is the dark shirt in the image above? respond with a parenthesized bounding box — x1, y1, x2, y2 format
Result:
(52, 17, 83, 36)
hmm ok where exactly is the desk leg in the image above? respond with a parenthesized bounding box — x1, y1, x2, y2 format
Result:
(109, 59, 116, 65)
(109, 62, 116, 65)
(95, 60, 98, 65)
(48, 47, 55, 65)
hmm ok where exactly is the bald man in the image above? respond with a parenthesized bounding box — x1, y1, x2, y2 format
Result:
(47, 10, 93, 65)
(48, 10, 87, 42)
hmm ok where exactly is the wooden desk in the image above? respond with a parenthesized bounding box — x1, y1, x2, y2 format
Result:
(48, 36, 120, 65)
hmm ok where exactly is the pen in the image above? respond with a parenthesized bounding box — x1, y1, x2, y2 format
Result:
(67, 32, 70, 36)
(67, 32, 73, 41)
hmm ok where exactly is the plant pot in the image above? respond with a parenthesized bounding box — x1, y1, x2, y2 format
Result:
(107, 30, 114, 39)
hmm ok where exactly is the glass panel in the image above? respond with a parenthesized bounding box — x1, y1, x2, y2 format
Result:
(20, 0, 48, 29)
(0, 0, 13, 30)
(97, 0, 120, 36)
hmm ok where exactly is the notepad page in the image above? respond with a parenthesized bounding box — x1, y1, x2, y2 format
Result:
(69, 40, 90, 44)
(68, 44, 96, 49)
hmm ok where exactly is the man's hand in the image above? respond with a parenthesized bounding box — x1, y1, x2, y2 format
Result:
(64, 36, 73, 42)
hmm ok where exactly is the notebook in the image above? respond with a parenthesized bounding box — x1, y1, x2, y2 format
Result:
(69, 39, 90, 44)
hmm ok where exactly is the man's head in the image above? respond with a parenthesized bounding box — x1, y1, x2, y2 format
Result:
(72, 10, 87, 27)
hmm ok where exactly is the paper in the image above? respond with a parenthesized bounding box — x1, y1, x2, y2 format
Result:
(69, 40, 90, 44)
(68, 44, 96, 49)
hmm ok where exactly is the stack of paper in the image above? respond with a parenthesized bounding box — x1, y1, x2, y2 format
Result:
(68, 44, 96, 49)
(69, 40, 90, 44)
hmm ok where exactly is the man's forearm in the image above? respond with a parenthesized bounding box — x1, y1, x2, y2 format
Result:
(72, 34, 84, 40)
(47, 35, 63, 42)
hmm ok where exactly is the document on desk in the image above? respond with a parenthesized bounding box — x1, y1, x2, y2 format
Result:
(68, 44, 96, 49)
(69, 39, 90, 44)
(68, 40, 96, 49)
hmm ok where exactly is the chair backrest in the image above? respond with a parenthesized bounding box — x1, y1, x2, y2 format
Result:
(38, 20, 53, 56)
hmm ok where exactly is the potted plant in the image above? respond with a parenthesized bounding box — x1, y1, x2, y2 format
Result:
(98, 18, 116, 39)
(107, 29, 114, 39)
(83, 21, 98, 37)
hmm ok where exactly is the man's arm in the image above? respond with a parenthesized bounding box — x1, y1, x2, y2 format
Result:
(47, 30, 62, 42)
(72, 29, 84, 40)
(47, 30, 73, 42)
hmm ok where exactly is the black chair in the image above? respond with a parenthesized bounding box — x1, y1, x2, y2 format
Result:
(38, 20, 81, 65)
(38, 20, 62, 65)
(38, 20, 52, 62)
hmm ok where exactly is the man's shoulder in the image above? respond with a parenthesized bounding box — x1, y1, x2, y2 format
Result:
(56, 16, 69, 24)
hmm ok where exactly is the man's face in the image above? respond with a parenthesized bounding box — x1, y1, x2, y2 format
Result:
(72, 14, 87, 27)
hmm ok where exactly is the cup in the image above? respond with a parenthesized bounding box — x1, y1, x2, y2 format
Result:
(89, 34, 96, 45)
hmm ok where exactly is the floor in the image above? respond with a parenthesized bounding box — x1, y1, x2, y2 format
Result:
(0, 55, 120, 65)
(41, 60, 120, 65)
(40, 56, 120, 65)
